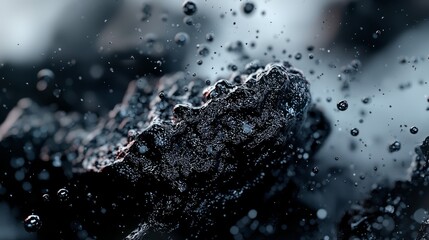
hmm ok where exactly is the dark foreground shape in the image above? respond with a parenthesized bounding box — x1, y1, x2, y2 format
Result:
(338, 137, 429, 239)
(0, 62, 330, 239)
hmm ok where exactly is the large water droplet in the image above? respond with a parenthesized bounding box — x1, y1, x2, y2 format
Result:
(183, 1, 197, 16)
(242, 2, 255, 14)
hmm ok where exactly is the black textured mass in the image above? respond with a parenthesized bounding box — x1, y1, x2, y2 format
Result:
(0, 62, 330, 239)
(338, 136, 429, 239)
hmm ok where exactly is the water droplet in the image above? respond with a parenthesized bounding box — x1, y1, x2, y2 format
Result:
(42, 193, 50, 202)
(183, 1, 197, 16)
(206, 33, 214, 42)
(36, 69, 54, 91)
(183, 16, 194, 25)
(350, 128, 359, 136)
(141, 3, 152, 21)
(24, 214, 42, 232)
(197, 45, 210, 56)
(337, 100, 348, 111)
(248, 209, 257, 219)
(361, 97, 371, 104)
(242, 122, 253, 134)
(158, 91, 166, 99)
(174, 32, 189, 46)
(312, 166, 319, 174)
(242, 2, 255, 14)
(388, 141, 401, 152)
(410, 126, 418, 134)
(138, 145, 148, 154)
(57, 188, 69, 202)
(317, 209, 327, 220)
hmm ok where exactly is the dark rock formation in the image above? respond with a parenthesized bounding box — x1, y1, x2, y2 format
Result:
(338, 136, 429, 239)
(0, 62, 330, 239)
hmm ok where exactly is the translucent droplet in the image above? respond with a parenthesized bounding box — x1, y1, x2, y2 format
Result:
(350, 128, 359, 136)
(183, 1, 197, 16)
(388, 141, 401, 153)
(312, 166, 319, 174)
(197, 45, 210, 56)
(337, 100, 348, 111)
(174, 32, 189, 46)
(57, 188, 69, 202)
(242, 2, 255, 14)
(24, 214, 42, 232)
(317, 209, 327, 220)
(206, 33, 214, 42)
(410, 126, 418, 134)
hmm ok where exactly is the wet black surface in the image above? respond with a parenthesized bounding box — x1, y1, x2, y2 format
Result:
(0, 62, 331, 239)
(339, 136, 429, 239)
(1, 1, 429, 239)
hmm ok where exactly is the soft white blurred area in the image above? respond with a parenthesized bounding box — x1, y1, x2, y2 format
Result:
(0, 0, 73, 63)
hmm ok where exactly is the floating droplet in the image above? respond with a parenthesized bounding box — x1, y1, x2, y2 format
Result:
(24, 214, 42, 232)
(37, 69, 55, 82)
(183, 1, 197, 16)
(206, 33, 214, 42)
(337, 100, 348, 111)
(410, 126, 419, 134)
(361, 97, 371, 104)
(242, 2, 255, 14)
(317, 209, 327, 220)
(183, 16, 193, 25)
(350, 128, 359, 136)
(174, 32, 189, 46)
(312, 166, 319, 174)
(197, 45, 210, 57)
(57, 188, 69, 202)
(388, 141, 401, 152)
(42, 193, 50, 202)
